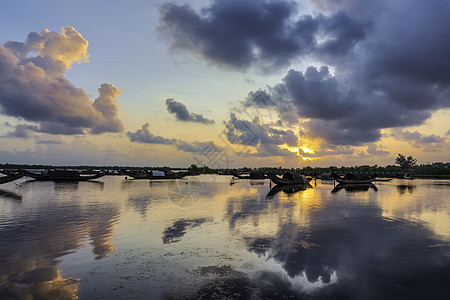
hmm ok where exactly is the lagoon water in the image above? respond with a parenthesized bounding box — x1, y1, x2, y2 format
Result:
(1, 175, 449, 299)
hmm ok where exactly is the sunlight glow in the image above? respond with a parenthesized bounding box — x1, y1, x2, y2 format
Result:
(280, 144, 317, 161)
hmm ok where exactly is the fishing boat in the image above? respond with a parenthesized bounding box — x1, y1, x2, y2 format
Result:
(125, 170, 188, 180)
(0, 173, 23, 184)
(335, 173, 373, 184)
(372, 178, 393, 182)
(22, 170, 104, 181)
(332, 183, 378, 193)
(267, 183, 312, 196)
(268, 172, 311, 185)
(231, 170, 267, 179)
(395, 173, 415, 180)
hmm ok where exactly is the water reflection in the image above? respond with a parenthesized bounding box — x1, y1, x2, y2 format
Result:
(397, 184, 416, 194)
(0, 188, 22, 200)
(162, 218, 212, 244)
(0, 182, 119, 299)
(1, 176, 449, 299)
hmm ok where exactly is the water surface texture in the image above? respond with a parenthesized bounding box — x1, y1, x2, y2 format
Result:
(1, 175, 449, 299)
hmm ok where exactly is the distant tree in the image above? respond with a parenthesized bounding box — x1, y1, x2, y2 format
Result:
(188, 164, 199, 173)
(395, 153, 417, 169)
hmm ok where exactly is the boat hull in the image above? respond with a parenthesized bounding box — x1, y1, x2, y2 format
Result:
(0, 174, 23, 184)
(23, 170, 104, 181)
(268, 173, 309, 185)
(125, 171, 187, 180)
(335, 179, 373, 184)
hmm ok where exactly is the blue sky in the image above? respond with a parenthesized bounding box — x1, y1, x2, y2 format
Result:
(0, 0, 449, 168)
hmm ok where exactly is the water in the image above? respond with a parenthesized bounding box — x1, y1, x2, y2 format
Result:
(0, 175, 449, 299)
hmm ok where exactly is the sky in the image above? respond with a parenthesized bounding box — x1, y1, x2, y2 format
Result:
(0, 0, 449, 168)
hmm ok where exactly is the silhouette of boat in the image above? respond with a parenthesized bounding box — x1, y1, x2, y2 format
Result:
(373, 178, 393, 182)
(335, 173, 373, 184)
(268, 172, 311, 185)
(231, 171, 267, 179)
(267, 183, 312, 196)
(0, 173, 23, 184)
(125, 170, 188, 180)
(332, 183, 378, 193)
(22, 170, 104, 181)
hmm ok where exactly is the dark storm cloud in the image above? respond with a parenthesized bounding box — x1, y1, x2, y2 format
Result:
(127, 123, 222, 153)
(160, 0, 450, 147)
(0, 27, 123, 136)
(223, 113, 297, 157)
(159, 0, 319, 72)
(225, 113, 297, 147)
(165, 98, 215, 124)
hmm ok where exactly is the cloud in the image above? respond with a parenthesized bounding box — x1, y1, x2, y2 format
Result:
(165, 98, 215, 124)
(159, 0, 318, 73)
(366, 143, 389, 156)
(0, 27, 123, 135)
(223, 113, 298, 157)
(2, 123, 37, 139)
(160, 0, 450, 148)
(127, 123, 176, 145)
(392, 129, 446, 149)
(127, 123, 222, 154)
(175, 140, 221, 153)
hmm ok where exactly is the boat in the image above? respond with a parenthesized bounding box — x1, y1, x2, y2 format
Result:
(231, 170, 267, 179)
(0, 173, 23, 184)
(268, 172, 311, 185)
(335, 173, 373, 184)
(320, 172, 334, 180)
(22, 169, 104, 181)
(267, 183, 312, 196)
(125, 170, 188, 180)
(372, 178, 393, 182)
(404, 173, 415, 180)
(395, 173, 415, 180)
(332, 183, 378, 193)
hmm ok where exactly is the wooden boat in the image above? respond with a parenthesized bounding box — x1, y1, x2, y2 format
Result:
(332, 183, 378, 193)
(335, 173, 373, 184)
(23, 170, 104, 181)
(125, 170, 188, 180)
(268, 172, 310, 185)
(267, 183, 311, 196)
(320, 172, 334, 180)
(395, 173, 415, 180)
(0, 173, 23, 184)
(373, 178, 393, 182)
(231, 171, 267, 179)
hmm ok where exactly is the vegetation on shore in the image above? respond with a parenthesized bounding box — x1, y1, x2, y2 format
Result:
(1, 154, 449, 178)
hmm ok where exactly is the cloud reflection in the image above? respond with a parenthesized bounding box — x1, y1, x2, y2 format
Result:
(0, 199, 119, 298)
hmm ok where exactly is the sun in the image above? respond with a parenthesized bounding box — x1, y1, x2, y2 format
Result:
(300, 146, 314, 154)
(280, 144, 316, 161)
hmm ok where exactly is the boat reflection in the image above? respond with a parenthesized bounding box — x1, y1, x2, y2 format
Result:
(0, 188, 22, 200)
(332, 183, 378, 193)
(267, 183, 313, 197)
(397, 184, 416, 195)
